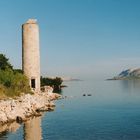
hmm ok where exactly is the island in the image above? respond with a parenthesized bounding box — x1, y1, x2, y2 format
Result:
(108, 68, 140, 80)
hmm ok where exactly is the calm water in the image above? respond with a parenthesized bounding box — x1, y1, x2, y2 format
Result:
(1, 79, 140, 140)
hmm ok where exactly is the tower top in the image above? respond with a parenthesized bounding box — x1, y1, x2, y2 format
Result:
(26, 19, 37, 24)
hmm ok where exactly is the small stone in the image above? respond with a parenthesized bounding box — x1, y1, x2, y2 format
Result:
(16, 116, 23, 124)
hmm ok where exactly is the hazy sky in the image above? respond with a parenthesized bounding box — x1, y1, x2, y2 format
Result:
(0, 0, 140, 79)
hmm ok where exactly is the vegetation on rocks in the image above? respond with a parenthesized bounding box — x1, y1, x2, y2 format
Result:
(41, 77, 63, 93)
(0, 54, 30, 98)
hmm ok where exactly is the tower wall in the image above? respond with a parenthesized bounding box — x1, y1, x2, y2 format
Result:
(22, 19, 40, 92)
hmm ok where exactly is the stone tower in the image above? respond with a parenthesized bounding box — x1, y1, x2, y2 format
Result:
(22, 19, 40, 92)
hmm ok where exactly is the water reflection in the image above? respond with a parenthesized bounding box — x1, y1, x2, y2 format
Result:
(53, 88, 63, 94)
(0, 121, 21, 140)
(0, 131, 8, 140)
(0, 91, 62, 140)
(24, 116, 42, 140)
(0, 116, 43, 140)
(120, 80, 140, 94)
(2, 80, 140, 140)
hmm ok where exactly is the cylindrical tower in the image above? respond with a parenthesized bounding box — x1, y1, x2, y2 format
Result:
(22, 19, 40, 92)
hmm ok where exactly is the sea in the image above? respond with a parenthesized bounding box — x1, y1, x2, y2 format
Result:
(1, 79, 140, 140)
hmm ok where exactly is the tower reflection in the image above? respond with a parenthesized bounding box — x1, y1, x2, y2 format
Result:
(24, 116, 42, 140)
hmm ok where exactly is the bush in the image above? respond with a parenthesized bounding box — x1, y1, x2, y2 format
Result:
(41, 77, 63, 93)
(41, 77, 63, 87)
(0, 54, 31, 98)
(0, 69, 30, 97)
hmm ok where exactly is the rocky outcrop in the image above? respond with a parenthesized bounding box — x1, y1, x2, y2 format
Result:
(108, 68, 140, 80)
(0, 92, 61, 125)
(0, 121, 20, 133)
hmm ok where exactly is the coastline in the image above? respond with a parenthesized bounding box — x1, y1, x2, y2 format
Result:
(0, 91, 61, 125)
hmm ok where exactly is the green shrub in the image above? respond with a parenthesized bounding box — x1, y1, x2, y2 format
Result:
(0, 54, 31, 98)
(0, 69, 30, 97)
(40, 76, 63, 93)
(41, 77, 63, 87)
(0, 84, 7, 98)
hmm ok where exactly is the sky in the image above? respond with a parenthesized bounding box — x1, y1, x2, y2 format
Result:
(0, 0, 140, 79)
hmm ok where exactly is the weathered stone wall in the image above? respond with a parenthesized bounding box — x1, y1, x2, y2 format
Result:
(22, 19, 40, 92)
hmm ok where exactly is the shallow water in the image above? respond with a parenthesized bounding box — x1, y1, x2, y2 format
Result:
(1, 79, 140, 140)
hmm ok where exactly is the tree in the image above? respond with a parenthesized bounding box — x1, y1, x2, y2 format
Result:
(0, 54, 13, 70)
(0, 54, 30, 97)
(53, 77, 63, 86)
(40, 77, 63, 93)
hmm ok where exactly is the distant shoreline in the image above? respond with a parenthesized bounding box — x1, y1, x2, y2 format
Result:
(63, 79, 83, 82)
(107, 77, 140, 81)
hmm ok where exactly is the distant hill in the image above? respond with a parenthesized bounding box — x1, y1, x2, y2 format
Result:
(108, 68, 140, 80)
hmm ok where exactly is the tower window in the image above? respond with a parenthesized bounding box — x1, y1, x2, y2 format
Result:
(31, 79, 35, 88)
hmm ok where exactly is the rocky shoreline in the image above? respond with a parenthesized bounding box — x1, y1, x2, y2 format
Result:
(0, 91, 61, 125)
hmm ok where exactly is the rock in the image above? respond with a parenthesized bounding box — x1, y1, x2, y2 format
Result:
(0, 92, 61, 124)
(0, 121, 20, 133)
(48, 107, 55, 112)
(83, 94, 92, 96)
(0, 111, 8, 124)
(16, 116, 23, 123)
